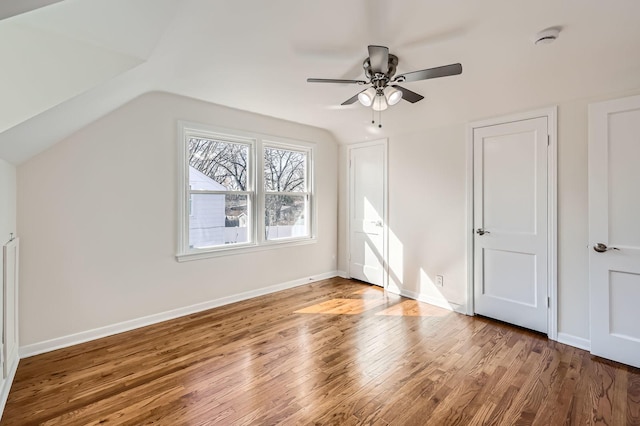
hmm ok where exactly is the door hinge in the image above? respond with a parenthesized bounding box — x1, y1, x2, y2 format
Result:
(547, 296, 550, 308)
(547, 135, 550, 146)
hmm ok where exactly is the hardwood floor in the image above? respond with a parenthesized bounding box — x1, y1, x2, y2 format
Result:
(3, 277, 640, 425)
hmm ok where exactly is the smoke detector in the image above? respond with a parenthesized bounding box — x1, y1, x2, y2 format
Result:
(534, 27, 561, 45)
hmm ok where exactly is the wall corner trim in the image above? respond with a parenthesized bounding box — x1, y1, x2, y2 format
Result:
(335, 270, 349, 279)
(19, 271, 342, 359)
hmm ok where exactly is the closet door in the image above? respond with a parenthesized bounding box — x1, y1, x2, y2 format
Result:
(473, 117, 549, 333)
(589, 95, 640, 368)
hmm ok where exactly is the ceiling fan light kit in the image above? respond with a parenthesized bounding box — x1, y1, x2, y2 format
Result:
(357, 87, 376, 107)
(372, 95, 388, 111)
(307, 45, 462, 127)
(384, 86, 402, 106)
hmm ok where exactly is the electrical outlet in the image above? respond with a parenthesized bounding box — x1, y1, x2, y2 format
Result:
(436, 275, 444, 287)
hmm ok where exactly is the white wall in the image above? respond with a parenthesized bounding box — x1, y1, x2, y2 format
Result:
(17, 91, 338, 347)
(0, 158, 17, 278)
(338, 88, 640, 343)
(554, 89, 639, 340)
(386, 126, 467, 309)
(556, 98, 590, 339)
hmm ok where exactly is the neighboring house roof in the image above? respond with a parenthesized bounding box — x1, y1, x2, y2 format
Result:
(189, 166, 227, 191)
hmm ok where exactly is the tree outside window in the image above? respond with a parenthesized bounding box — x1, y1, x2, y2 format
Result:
(263, 146, 309, 240)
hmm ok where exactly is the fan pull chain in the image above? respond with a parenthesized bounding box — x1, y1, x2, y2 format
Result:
(371, 109, 382, 129)
(370, 109, 383, 128)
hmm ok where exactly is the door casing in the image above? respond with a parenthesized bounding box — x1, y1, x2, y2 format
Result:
(466, 107, 558, 341)
(346, 139, 388, 289)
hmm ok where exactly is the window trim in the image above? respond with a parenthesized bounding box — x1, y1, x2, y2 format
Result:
(176, 121, 316, 262)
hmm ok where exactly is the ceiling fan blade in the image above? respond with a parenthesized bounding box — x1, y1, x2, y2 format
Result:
(368, 45, 389, 74)
(391, 85, 424, 103)
(395, 63, 462, 83)
(341, 90, 365, 105)
(307, 78, 366, 84)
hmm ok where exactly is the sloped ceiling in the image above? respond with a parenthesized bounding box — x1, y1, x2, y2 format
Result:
(1, 0, 640, 164)
(0, 0, 64, 21)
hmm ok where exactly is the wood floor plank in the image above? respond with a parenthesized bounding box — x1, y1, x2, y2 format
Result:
(629, 371, 640, 424)
(3, 278, 640, 425)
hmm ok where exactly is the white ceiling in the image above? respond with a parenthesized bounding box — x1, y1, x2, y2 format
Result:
(1, 0, 640, 164)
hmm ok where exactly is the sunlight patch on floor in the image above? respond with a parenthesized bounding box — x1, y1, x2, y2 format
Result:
(375, 300, 451, 317)
(295, 298, 387, 315)
(350, 286, 386, 298)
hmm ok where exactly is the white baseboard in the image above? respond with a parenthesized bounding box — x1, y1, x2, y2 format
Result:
(0, 358, 19, 418)
(393, 288, 466, 314)
(557, 332, 591, 351)
(19, 271, 341, 358)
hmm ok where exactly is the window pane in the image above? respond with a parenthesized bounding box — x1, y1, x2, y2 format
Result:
(265, 194, 307, 240)
(189, 138, 249, 191)
(264, 147, 306, 192)
(189, 194, 249, 248)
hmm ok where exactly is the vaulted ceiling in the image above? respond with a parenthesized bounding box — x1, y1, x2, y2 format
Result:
(1, 0, 640, 164)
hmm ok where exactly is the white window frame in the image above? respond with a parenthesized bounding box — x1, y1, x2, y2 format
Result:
(185, 132, 256, 249)
(262, 140, 313, 243)
(176, 121, 316, 262)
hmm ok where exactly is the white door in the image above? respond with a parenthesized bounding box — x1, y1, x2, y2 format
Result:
(473, 117, 549, 333)
(3, 237, 19, 378)
(349, 141, 386, 287)
(589, 95, 640, 368)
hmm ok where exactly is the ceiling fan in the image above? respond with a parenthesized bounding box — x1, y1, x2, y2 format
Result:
(307, 45, 462, 112)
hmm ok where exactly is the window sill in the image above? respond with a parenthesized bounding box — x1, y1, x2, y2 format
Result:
(175, 237, 317, 262)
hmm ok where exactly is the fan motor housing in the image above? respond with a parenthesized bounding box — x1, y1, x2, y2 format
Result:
(363, 54, 398, 82)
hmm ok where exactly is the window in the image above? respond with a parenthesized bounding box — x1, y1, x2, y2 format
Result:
(178, 123, 315, 261)
(187, 137, 253, 249)
(264, 144, 310, 240)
